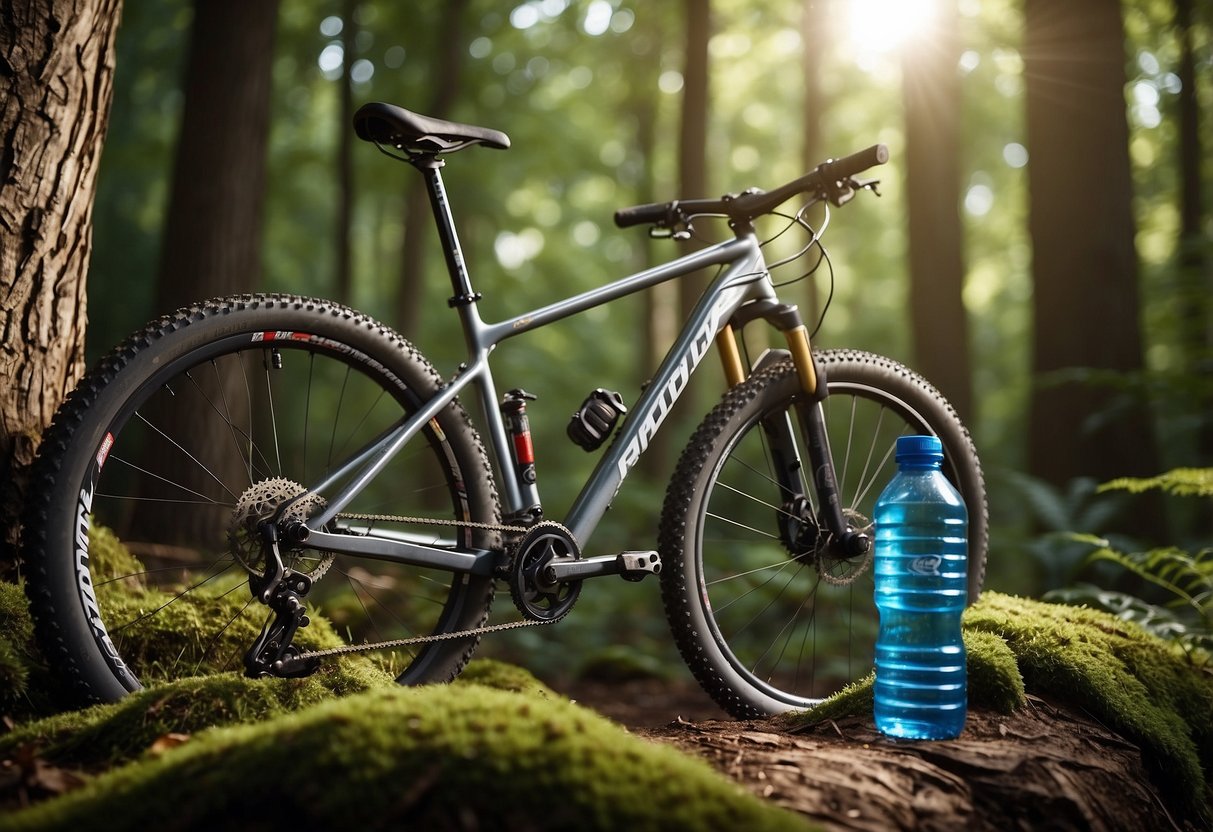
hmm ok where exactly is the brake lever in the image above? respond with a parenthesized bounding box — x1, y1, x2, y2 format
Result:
(823, 177, 882, 207)
(854, 177, 882, 197)
(649, 222, 693, 241)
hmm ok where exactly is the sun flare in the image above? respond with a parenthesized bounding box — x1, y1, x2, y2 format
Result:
(844, 0, 940, 57)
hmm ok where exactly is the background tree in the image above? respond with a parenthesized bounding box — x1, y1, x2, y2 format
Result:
(902, 0, 972, 422)
(1023, 0, 1160, 505)
(397, 0, 472, 338)
(1174, 0, 1210, 465)
(677, 0, 711, 321)
(335, 0, 358, 305)
(139, 0, 279, 543)
(800, 0, 830, 327)
(0, 0, 123, 570)
(152, 0, 279, 313)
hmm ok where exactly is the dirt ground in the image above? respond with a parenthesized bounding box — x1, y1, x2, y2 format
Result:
(561, 679, 1201, 832)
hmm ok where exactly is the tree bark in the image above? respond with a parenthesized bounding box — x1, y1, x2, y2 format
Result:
(0, 0, 124, 570)
(1023, 0, 1159, 496)
(902, 0, 973, 422)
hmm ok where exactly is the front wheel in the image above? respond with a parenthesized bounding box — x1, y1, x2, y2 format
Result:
(659, 349, 987, 719)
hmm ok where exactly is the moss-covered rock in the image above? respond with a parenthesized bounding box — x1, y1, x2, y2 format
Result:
(0, 662, 392, 773)
(961, 627, 1025, 714)
(3, 685, 812, 832)
(785, 592, 1213, 823)
(964, 591, 1213, 822)
(453, 658, 559, 699)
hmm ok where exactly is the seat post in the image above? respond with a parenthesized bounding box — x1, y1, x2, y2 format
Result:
(413, 156, 481, 309)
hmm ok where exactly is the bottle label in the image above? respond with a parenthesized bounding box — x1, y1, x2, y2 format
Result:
(909, 555, 942, 576)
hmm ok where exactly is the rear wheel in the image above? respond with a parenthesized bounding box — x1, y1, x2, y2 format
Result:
(660, 350, 987, 718)
(22, 295, 500, 704)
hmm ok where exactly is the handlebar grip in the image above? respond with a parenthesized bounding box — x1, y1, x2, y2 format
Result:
(824, 144, 889, 180)
(614, 202, 670, 228)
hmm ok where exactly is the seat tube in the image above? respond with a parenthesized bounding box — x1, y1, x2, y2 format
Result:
(417, 158, 481, 310)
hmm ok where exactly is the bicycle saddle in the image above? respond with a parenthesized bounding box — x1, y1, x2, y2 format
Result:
(353, 102, 511, 152)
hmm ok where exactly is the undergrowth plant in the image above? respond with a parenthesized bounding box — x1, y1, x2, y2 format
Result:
(1046, 468, 1213, 665)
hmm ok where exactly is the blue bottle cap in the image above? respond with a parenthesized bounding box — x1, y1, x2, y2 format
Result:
(895, 434, 943, 462)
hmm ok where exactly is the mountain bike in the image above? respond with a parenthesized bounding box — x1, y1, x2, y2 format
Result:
(22, 101, 987, 719)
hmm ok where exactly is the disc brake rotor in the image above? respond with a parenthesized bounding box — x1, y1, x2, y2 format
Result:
(229, 477, 334, 581)
(815, 508, 874, 586)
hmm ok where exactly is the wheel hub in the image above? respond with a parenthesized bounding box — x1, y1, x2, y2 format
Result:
(779, 499, 873, 586)
(229, 477, 334, 581)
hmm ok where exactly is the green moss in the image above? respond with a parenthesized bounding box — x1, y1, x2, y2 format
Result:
(0, 582, 57, 719)
(4, 686, 813, 832)
(964, 592, 1213, 822)
(779, 672, 874, 730)
(0, 633, 28, 703)
(95, 582, 351, 685)
(961, 628, 1025, 714)
(785, 624, 1026, 731)
(86, 525, 145, 582)
(0, 661, 392, 772)
(0, 583, 32, 704)
(785, 594, 1212, 821)
(453, 658, 559, 699)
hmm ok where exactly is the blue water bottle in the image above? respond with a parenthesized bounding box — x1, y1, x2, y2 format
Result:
(873, 435, 968, 740)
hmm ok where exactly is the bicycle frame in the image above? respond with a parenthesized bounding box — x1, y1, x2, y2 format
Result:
(294, 160, 791, 576)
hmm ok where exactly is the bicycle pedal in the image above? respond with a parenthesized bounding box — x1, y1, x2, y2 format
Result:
(616, 551, 661, 582)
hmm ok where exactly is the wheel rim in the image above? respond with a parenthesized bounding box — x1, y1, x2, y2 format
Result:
(694, 379, 953, 709)
(74, 335, 481, 688)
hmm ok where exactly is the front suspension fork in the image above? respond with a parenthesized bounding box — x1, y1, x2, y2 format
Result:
(723, 305, 871, 558)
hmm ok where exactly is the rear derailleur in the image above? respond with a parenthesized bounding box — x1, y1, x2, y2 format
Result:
(242, 525, 320, 679)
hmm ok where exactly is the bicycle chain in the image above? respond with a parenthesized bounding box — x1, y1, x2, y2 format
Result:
(285, 512, 558, 663)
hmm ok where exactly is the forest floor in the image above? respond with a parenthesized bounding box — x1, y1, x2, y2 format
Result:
(560, 679, 1199, 832)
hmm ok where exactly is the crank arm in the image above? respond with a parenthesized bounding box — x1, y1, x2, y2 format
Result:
(545, 551, 662, 583)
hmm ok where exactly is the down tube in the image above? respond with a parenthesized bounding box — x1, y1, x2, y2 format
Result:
(563, 259, 771, 544)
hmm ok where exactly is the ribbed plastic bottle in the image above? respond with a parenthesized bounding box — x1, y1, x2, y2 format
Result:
(873, 435, 968, 740)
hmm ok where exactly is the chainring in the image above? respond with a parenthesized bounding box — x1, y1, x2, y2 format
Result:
(228, 477, 334, 581)
(508, 521, 582, 622)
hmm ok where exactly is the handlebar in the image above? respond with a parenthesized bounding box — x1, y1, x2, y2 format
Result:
(614, 143, 888, 230)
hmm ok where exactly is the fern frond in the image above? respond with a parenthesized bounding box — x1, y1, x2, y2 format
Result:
(1099, 468, 1213, 498)
(1085, 546, 1213, 619)
(1045, 584, 1213, 664)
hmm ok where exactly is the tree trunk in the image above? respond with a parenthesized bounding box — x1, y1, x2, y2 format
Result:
(153, 0, 278, 313)
(1175, 0, 1211, 466)
(677, 0, 710, 323)
(800, 0, 830, 329)
(0, 0, 124, 570)
(397, 0, 469, 339)
(335, 0, 357, 305)
(631, 28, 676, 481)
(1023, 0, 1159, 498)
(902, 0, 973, 422)
(138, 0, 279, 545)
